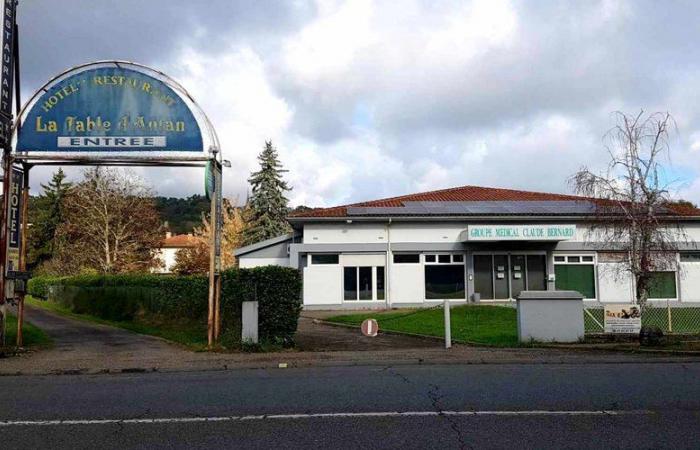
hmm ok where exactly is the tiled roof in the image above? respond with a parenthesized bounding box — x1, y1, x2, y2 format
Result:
(288, 184, 700, 218)
(160, 234, 200, 248)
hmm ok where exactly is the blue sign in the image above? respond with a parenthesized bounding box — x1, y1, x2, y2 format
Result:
(17, 66, 203, 153)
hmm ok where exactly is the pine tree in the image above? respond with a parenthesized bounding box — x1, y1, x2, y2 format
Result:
(241, 141, 292, 246)
(28, 168, 72, 269)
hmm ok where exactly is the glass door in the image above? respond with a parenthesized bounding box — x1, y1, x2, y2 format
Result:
(510, 255, 526, 298)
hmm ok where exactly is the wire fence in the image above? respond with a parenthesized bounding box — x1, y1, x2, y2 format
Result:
(584, 304, 700, 334)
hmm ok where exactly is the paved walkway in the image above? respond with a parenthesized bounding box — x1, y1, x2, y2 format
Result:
(2, 306, 698, 376)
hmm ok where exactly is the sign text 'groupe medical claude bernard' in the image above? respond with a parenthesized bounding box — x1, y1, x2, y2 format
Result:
(17, 66, 203, 153)
(466, 224, 576, 241)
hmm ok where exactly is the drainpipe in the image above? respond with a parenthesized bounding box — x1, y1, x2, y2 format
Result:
(386, 218, 392, 308)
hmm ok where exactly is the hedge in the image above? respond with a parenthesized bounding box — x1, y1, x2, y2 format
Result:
(27, 266, 302, 344)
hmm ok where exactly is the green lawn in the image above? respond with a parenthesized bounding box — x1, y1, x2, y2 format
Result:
(26, 296, 208, 350)
(328, 305, 518, 346)
(4, 312, 52, 348)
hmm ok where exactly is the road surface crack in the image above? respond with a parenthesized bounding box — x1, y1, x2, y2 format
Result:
(386, 367, 471, 450)
(427, 383, 471, 450)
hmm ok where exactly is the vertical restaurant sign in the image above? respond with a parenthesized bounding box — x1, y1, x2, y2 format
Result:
(6, 166, 22, 273)
(0, 0, 16, 146)
(17, 65, 203, 153)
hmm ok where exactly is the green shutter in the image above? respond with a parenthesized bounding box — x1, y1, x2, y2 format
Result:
(648, 272, 677, 299)
(555, 265, 596, 299)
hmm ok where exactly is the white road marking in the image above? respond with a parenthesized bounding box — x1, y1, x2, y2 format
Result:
(0, 410, 653, 427)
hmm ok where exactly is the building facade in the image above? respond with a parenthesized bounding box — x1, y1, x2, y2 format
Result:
(235, 185, 700, 309)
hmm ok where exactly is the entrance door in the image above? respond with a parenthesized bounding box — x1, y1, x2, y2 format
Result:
(526, 255, 547, 291)
(493, 255, 510, 299)
(510, 254, 526, 298)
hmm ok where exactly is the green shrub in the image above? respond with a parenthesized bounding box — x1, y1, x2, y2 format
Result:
(27, 267, 302, 344)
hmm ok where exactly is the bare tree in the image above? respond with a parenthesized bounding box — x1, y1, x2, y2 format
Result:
(571, 111, 687, 306)
(52, 168, 163, 274)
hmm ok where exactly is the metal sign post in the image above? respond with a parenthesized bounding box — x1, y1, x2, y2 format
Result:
(0, 0, 17, 347)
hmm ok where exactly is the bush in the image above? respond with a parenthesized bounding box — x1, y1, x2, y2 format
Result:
(27, 267, 302, 344)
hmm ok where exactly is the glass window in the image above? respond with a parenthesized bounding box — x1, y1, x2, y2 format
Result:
(648, 272, 677, 299)
(681, 253, 700, 263)
(344, 267, 357, 300)
(438, 254, 451, 264)
(359, 267, 373, 300)
(567, 256, 581, 263)
(555, 265, 596, 298)
(312, 254, 339, 264)
(452, 254, 464, 263)
(393, 254, 419, 264)
(425, 254, 436, 263)
(554, 256, 566, 262)
(376, 267, 385, 300)
(581, 256, 594, 262)
(425, 265, 465, 299)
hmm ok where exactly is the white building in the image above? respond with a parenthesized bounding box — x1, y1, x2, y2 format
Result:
(235, 185, 700, 309)
(153, 232, 199, 273)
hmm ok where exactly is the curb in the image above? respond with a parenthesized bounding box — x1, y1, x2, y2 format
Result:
(314, 318, 700, 356)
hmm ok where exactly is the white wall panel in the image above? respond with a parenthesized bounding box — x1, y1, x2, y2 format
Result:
(303, 223, 387, 244)
(340, 253, 386, 266)
(598, 263, 635, 303)
(303, 266, 342, 306)
(390, 264, 424, 303)
(680, 262, 700, 302)
(238, 257, 288, 268)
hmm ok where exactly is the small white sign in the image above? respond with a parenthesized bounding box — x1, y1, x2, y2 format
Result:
(604, 304, 642, 334)
(57, 136, 166, 148)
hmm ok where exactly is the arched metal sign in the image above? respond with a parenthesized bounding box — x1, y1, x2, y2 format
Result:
(13, 61, 218, 161)
(3, 61, 224, 349)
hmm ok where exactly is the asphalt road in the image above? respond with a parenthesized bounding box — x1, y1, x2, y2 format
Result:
(2, 362, 700, 449)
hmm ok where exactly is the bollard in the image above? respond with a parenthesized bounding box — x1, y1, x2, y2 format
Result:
(444, 299, 451, 349)
(242, 301, 259, 344)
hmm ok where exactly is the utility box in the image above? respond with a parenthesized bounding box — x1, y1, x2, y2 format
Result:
(242, 301, 259, 344)
(516, 290, 584, 343)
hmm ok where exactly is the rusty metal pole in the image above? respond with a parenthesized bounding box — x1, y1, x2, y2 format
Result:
(213, 160, 222, 341)
(207, 173, 216, 348)
(15, 165, 28, 347)
(0, 152, 8, 347)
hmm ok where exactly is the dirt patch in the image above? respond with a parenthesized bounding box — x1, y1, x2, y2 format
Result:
(294, 317, 439, 352)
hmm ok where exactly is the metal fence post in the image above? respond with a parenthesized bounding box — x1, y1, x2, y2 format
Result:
(444, 299, 451, 349)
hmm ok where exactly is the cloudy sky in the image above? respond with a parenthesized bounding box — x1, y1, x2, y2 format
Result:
(19, 0, 700, 206)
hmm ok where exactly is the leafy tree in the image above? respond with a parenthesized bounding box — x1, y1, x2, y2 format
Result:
(28, 168, 72, 270)
(49, 168, 163, 274)
(241, 141, 292, 246)
(173, 200, 247, 275)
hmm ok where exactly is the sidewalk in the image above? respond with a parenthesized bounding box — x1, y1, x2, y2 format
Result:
(2, 306, 699, 376)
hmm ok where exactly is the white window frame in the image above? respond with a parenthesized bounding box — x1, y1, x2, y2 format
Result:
(422, 252, 467, 301)
(342, 265, 384, 302)
(553, 252, 598, 301)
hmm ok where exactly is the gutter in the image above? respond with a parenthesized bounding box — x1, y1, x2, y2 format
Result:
(288, 215, 700, 223)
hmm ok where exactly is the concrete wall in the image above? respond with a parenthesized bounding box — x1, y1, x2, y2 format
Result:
(680, 262, 700, 302)
(239, 257, 289, 268)
(303, 265, 342, 306)
(390, 262, 424, 304)
(597, 262, 635, 303)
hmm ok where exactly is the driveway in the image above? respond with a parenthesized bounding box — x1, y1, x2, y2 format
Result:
(4, 305, 199, 374)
